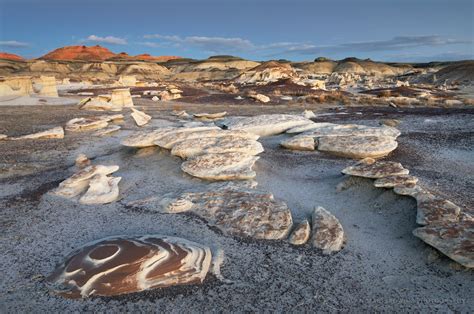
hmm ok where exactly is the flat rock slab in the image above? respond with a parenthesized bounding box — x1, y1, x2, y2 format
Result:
(9, 126, 64, 140)
(47, 235, 212, 298)
(413, 220, 474, 268)
(194, 112, 227, 120)
(374, 174, 418, 188)
(94, 125, 121, 137)
(162, 183, 293, 240)
(171, 135, 264, 159)
(181, 152, 259, 180)
(79, 174, 121, 205)
(131, 108, 151, 126)
(281, 136, 315, 151)
(65, 117, 108, 132)
(342, 160, 409, 178)
(223, 114, 312, 137)
(416, 193, 461, 225)
(288, 219, 311, 245)
(121, 128, 176, 148)
(318, 135, 398, 158)
(311, 207, 344, 254)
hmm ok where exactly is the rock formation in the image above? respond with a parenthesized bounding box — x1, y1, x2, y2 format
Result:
(194, 112, 227, 121)
(318, 135, 398, 159)
(75, 154, 91, 168)
(373, 174, 418, 188)
(79, 174, 121, 205)
(311, 207, 344, 254)
(236, 61, 298, 85)
(162, 183, 293, 239)
(65, 114, 122, 132)
(288, 219, 311, 245)
(9, 126, 64, 140)
(37, 76, 58, 97)
(249, 93, 270, 103)
(94, 125, 121, 136)
(222, 114, 312, 137)
(118, 75, 137, 87)
(131, 108, 151, 126)
(181, 152, 259, 180)
(0, 76, 33, 96)
(47, 235, 212, 298)
(341, 159, 409, 178)
(415, 193, 461, 226)
(110, 88, 133, 107)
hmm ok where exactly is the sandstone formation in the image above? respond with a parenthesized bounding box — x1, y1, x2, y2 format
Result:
(47, 235, 212, 298)
(79, 95, 123, 112)
(171, 135, 264, 159)
(9, 126, 64, 140)
(288, 219, 311, 245)
(0, 76, 33, 96)
(373, 174, 418, 188)
(236, 61, 297, 85)
(121, 128, 178, 148)
(52, 165, 119, 198)
(318, 135, 398, 159)
(118, 75, 137, 87)
(181, 152, 259, 180)
(0, 52, 24, 61)
(413, 220, 473, 268)
(131, 108, 151, 126)
(0, 134, 7, 140)
(40, 45, 116, 61)
(223, 114, 312, 137)
(75, 154, 91, 168)
(194, 112, 227, 121)
(110, 88, 133, 107)
(311, 207, 344, 254)
(162, 183, 293, 239)
(341, 160, 409, 178)
(249, 93, 270, 103)
(65, 117, 109, 132)
(94, 125, 121, 136)
(415, 193, 461, 226)
(37, 76, 58, 97)
(79, 174, 121, 205)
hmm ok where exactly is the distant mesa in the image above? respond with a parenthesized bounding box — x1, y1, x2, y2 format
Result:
(0, 52, 25, 61)
(39, 45, 181, 62)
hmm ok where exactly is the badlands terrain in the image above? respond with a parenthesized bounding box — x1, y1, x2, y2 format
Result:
(0, 45, 473, 311)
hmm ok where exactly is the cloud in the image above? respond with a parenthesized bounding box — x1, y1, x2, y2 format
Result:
(0, 40, 29, 48)
(83, 35, 127, 45)
(285, 35, 473, 55)
(139, 42, 162, 48)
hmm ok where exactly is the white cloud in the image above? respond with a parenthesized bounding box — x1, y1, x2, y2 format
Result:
(0, 40, 29, 48)
(142, 34, 254, 52)
(84, 35, 127, 45)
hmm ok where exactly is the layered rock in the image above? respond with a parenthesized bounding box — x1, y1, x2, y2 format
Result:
(110, 88, 133, 107)
(288, 219, 311, 245)
(47, 235, 212, 298)
(37, 75, 58, 97)
(318, 135, 398, 159)
(222, 114, 312, 137)
(181, 152, 259, 180)
(413, 219, 473, 268)
(79, 95, 123, 112)
(65, 115, 122, 132)
(373, 175, 418, 188)
(341, 159, 409, 178)
(311, 207, 344, 254)
(0, 76, 33, 96)
(236, 61, 297, 85)
(9, 126, 64, 140)
(131, 108, 151, 127)
(162, 183, 293, 239)
(193, 112, 227, 121)
(118, 75, 137, 87)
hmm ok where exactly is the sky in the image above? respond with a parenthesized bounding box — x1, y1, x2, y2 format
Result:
(0, 0, 473, 62)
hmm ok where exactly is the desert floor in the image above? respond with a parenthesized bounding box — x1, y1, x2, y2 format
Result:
(0, 98, 473, 311)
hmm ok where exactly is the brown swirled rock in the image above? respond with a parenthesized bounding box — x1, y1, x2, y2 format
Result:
(311, 207, 344, 254)
(413, 219, 473, 268)
(181, 152, 259, 180)
(288, 219, 311, 245)
(162, 183, 293, 240)
(47, 235, 212, 298)
(342, 160, 409, 178)
(171, 135, 264, 159)
(415, 193, 461, 225)
(373, 174, 418, 188)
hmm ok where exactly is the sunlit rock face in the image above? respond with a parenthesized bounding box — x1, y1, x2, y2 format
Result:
(47, 235, 212, 298)
(110, 88, 133, 107)
(37, 75, 58, 97)
(162, 183, 293, 240)
(222, 114, 312, 137)
(413, 219, 474, 268)
(181, 152, 259, 181)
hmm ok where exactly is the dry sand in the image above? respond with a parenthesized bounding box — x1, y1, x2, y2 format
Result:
(0, 98, 473, 312)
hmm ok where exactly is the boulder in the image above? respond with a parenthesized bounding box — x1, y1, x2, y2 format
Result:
(121, 128, 177, 148)
(79, 174, 121, 205)
(342, 160, 409, 178)
(181, 152, 259, 180)
(162, 183, 293, 240)
(9, 126, 64, 140)
(171, 135, 264, 159)
(288, 219, 311, 245)
(249, 93, 270, 103)
(415, 193, 461, 225)
(223, 114, 312, 137)
(373, 174, 418, 188)
(413, 220, 473, 268)
(317, 135, 398, 158)
(52, 165, 119, 198)
(110, 88, 133, 107)
(131, 108, 151, 127)
(311, 206, 344, 254)
(46, 235, 212, 298)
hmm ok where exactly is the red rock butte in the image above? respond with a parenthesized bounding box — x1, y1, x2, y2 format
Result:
(0, 52, 25, 61)
(39, 45, 181, 62)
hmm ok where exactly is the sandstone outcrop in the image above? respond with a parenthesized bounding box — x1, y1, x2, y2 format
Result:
(223, 114, 312, 137)
(194, 112, 227, 121)
(373, 174, 418, 188)
(118, 75, 137, 87)
(79, 174, 121, 205)
(171, 135, 264, 159)
(0, 76, 33, 96)
(121, 128, 177, 148)
(37, 76, 58, 97)
(318, 135, 398, 159)
(110, 88, 133, 107)
(249, 93, 270, 103)
(288, 219, 311, 245)
(94, 125, 121, 136)
(131, 108, 151, 126)
(181, 152, 259, 180)
(413, 220, 473, 268)
(65, 117, 109, 132)
(415, 193, 461, 226)
(9, 126, 64, 140)
(341, 159, 409, 178)
(236, 61, 297, 85)
(162, 183, 293, 239)
(311, 207, 344, 254)
(47, 235, 212, 298)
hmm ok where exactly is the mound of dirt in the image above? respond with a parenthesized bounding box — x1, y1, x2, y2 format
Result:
(433, 61, 474, 84)
(0, 52, 24, 61)
(40, 45, 116, 61)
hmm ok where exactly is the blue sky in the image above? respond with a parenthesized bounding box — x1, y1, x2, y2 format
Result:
(0, 0, 472, 62)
